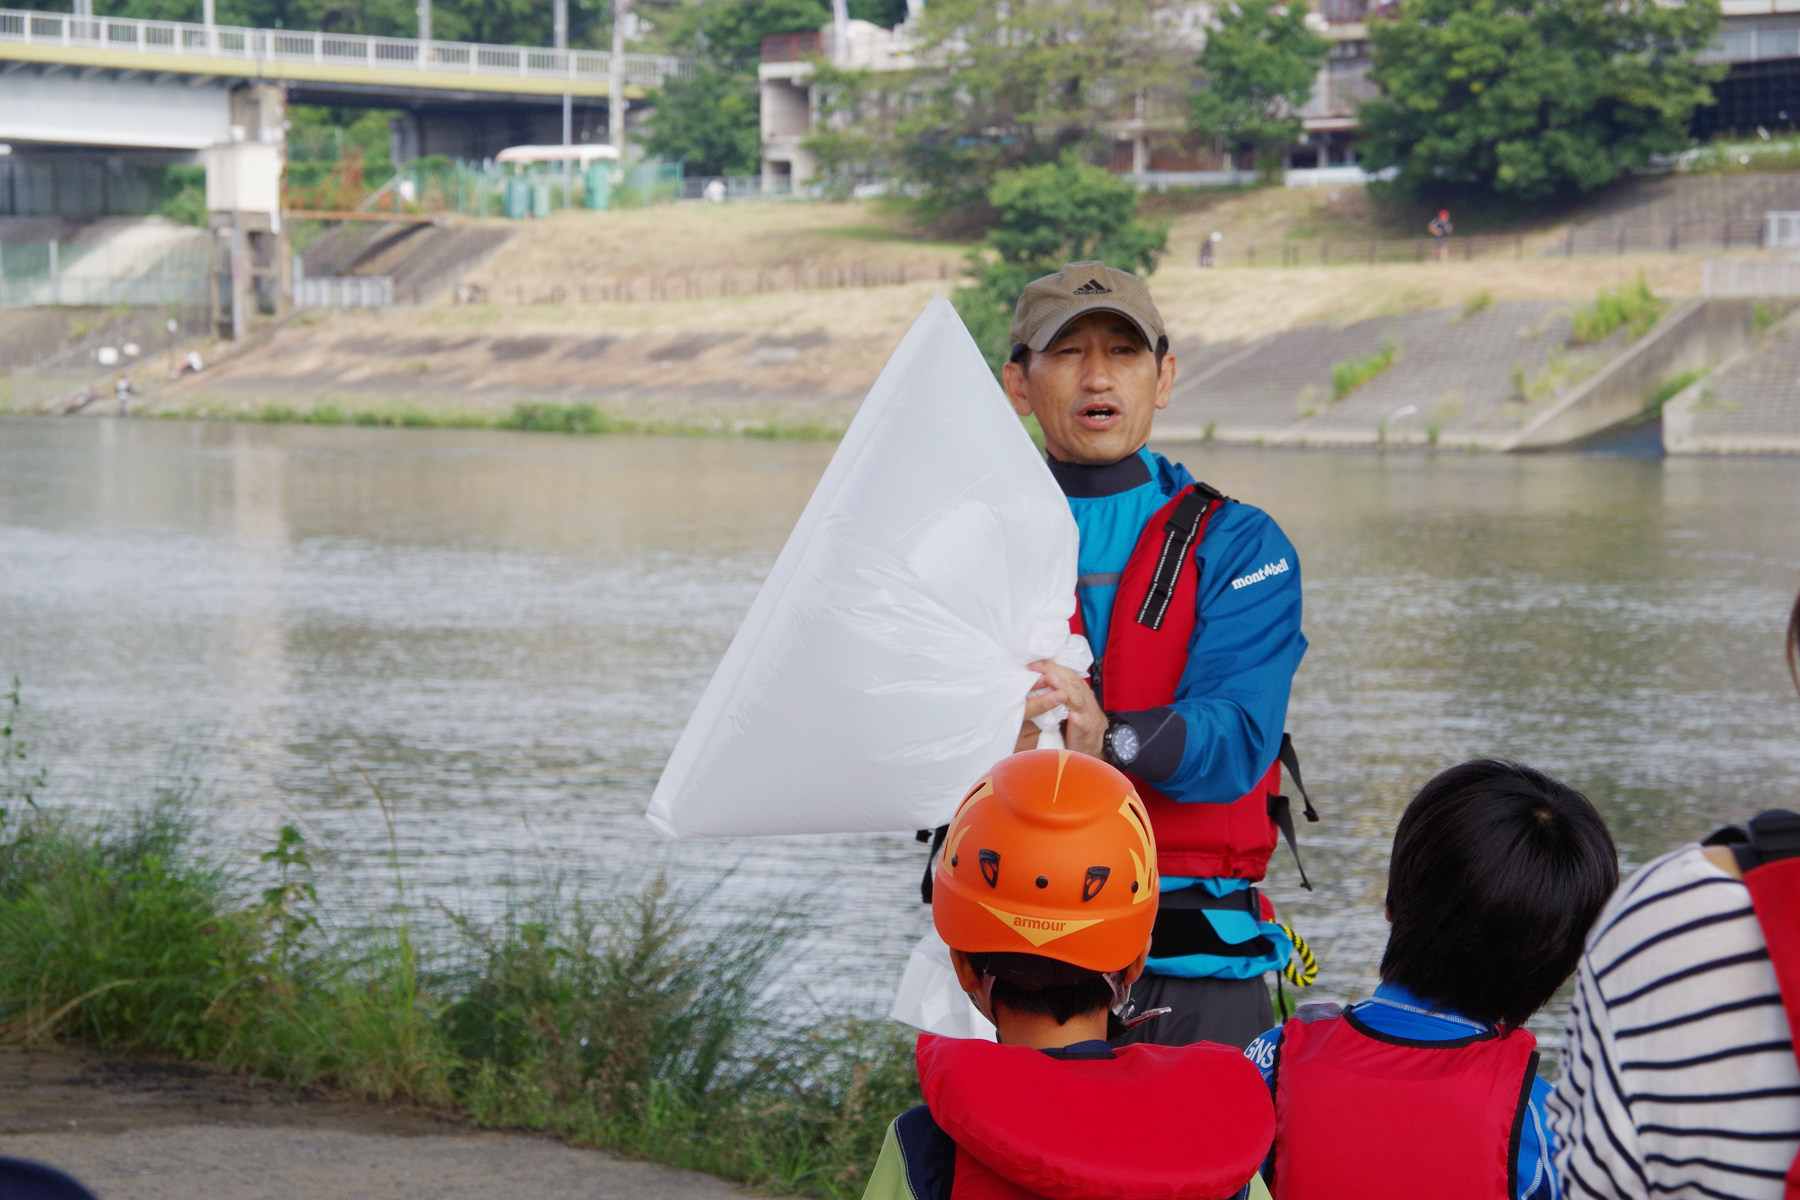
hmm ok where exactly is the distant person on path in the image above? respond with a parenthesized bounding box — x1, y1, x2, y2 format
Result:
(863, 750, 1276, 1200)
(113, 373, 130, 416)
(1549, 590, 1800, 1200)
(1429, 210, 1453, 260)
(1002, 261, 1310, 1050)
(1199, 232, 1221, 268)
(1244, 759, 1618, 1200)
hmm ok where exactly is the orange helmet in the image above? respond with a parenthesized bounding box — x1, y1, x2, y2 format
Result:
(932, 749, 1159, 973)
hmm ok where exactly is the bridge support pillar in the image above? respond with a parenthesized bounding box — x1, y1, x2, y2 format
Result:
(206, 82, 290, 338)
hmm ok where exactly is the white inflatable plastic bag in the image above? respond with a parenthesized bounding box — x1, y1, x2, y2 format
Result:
(645, 296, 1088, 839)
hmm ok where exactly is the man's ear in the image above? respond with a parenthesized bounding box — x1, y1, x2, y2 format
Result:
(950, 948, 984, 995)
(1154, 348, 1177, 412)
(1123, 942, 1150, 986)
(1002, 360, 1033, 417)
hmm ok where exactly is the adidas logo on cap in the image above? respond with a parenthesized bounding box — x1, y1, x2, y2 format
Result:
(1072, 277, 1113, 295)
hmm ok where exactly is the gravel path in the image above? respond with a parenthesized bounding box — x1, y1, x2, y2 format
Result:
(0, 1047, 772, 1200)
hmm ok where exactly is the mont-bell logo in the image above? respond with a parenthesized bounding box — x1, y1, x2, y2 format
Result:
(1072, 277, 1113, 295)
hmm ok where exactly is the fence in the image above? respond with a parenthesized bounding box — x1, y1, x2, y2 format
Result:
(678, 174, 797, 202)
(1702, 259, 1800, 296)
(1209, 225, 1800, 268)
(0, 8, 691, 87)
(0, 237, 209, 307)
(1555, 221, 1771, 256)
(461, 262, 953, 306)
(1212, 234, 1529, 267)
(294, 276, 393, 308)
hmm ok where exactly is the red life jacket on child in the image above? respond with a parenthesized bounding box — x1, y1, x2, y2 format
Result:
(1068, 484, 1286, 880)
(1271, 1006, 1539, 1200)
(1717, 810, 1800, 1200)
(916, 1031, 1272, 1200)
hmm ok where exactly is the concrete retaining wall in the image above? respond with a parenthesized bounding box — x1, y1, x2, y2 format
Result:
(1506, 298, 1774, 450)
(1663, 306, 1800, 453)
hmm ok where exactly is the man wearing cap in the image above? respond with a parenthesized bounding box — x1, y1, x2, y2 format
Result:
(1006, 261, 1308, 1050)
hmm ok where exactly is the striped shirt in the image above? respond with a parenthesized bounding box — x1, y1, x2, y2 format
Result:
(1549, 844, 1800, 1200)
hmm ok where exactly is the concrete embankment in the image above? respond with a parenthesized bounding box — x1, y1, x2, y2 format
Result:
(1665, 307, 1800, 453)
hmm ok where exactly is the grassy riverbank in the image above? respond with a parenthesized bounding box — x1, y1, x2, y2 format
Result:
(0, 736, 914, 1196)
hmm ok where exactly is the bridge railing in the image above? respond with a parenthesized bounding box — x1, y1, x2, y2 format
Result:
(0, 8, 691, 87)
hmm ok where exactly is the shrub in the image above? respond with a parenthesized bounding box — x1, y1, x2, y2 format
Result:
(1332, 338, 1400, 400)
(1570, 274, 1661, 345)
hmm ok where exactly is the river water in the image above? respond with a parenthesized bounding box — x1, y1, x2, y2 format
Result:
(1, 418, 1797, 1048)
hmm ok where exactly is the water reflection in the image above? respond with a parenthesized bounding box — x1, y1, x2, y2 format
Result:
(0, 419, 1796, 1047)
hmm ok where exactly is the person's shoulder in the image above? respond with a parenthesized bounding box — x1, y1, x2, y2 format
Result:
(1590, 842, 1743, 948)
(890, 1104, 956, 1200)
(1583, 842, 1767, 995)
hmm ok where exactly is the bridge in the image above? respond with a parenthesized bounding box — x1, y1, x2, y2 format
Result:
(0, 8, 691, 170)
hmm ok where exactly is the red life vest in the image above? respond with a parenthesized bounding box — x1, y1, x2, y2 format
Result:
(916, 1031, 1272, 1200)
(1068, 484, 1284, 880)
(1271, 1007, 1539, 1200)
(1727, 811, 1800, 1200)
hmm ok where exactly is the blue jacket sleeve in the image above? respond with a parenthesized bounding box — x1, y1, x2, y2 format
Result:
(1116, 500, 1305, 803)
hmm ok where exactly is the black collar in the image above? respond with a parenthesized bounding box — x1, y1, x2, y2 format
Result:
(1045, 452, 1151, 499)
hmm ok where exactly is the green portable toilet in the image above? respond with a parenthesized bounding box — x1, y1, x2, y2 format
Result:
(532, 180, 552, 219)
(585, 162, 611, 211)
(503, 177, 531, 219)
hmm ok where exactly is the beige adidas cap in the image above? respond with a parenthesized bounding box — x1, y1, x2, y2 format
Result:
(1009, 261, 1167, 355)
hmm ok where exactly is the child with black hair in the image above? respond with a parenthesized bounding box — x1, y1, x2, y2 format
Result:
(1243, 759, 1618, 1200)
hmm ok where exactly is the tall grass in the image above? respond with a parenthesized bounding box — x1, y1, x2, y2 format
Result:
(160, 401, 847, 441)
(1570, 274, 1663, 345)
(0, 726, 915, 1199)
(1331, 338, 1399, 401)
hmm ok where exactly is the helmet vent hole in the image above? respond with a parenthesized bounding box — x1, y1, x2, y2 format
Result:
(1083, 866, 1111, 901)
(979, 849, 1000, 888)
(1130, 881, 1139, 893)
(1035, 875, 1048, 889)
(950, 855, 958, 868)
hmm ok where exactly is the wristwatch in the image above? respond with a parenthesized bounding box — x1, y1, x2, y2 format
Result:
(1102, 716, 1140, 769)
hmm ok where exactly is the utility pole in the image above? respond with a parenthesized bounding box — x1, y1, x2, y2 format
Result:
(830, 0, 848, 64)
(608, 0, 628, 171)
(417, 0, 431, 54)
(202, 0, 213, 35)
(556, 0, 571, 210)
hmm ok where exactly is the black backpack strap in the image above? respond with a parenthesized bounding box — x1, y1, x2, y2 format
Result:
(1268, 794, 1313, 892)
(1707, 809, 1800, 874)
(917, 824, 948, 904)
(1267, 734, 1320, 891)
(1279, 732, 1318, 823)
(1134, 484, 1225, 631)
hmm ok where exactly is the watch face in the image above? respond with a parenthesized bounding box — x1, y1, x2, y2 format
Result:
(1111, 723, 1140, 766)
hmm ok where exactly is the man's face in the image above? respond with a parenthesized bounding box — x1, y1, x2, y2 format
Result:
(1002, 311, 1176, 466)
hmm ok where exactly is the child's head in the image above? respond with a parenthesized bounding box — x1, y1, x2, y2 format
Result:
(933, 749, 1160, 1030)
(1380, 759, 1618, 1028)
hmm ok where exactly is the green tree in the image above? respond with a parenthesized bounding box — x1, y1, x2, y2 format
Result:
(641, 66, 762, 175)
(954, 155, 1168, 372)
(667, 0, 829, 72)
(812, 0, 1189, 231)
(1188, 0, 1330, 163)
(644, 0, 830, 177)
(1359, 0, 1724, 202)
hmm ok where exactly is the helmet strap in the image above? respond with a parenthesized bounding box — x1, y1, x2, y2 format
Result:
(970, 972, 999, 1026)
(1104, 971, 1131, 1015)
